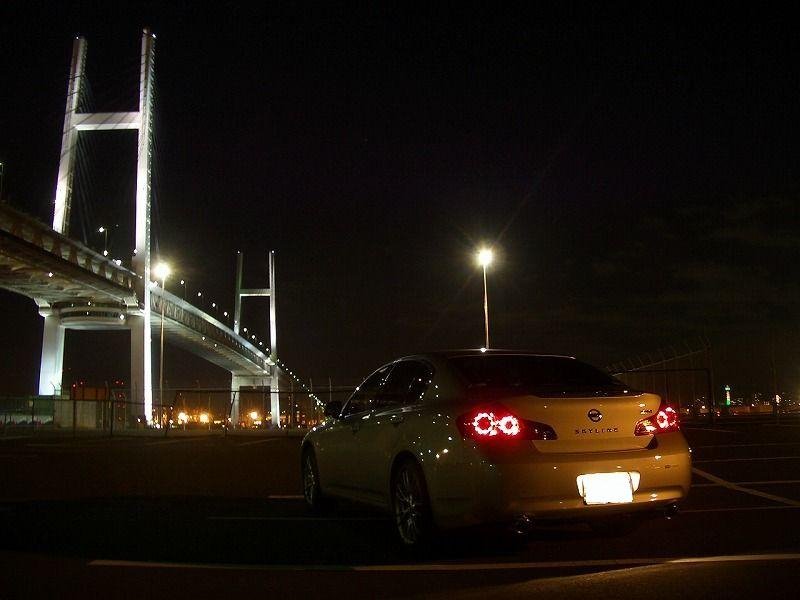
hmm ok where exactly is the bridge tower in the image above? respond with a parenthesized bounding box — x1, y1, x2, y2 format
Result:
(40, 30, 157, 422)
(232, 251, 280, 426)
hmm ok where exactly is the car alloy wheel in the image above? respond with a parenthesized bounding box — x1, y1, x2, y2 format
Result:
(302, 449, 321, 508)
(392, 460, 432, 546)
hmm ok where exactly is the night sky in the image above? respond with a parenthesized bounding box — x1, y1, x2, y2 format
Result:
(1, 5, 799, 397)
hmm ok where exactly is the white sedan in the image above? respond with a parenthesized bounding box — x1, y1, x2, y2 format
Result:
(301, 351, 691, 545)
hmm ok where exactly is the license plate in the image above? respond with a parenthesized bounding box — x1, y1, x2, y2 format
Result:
(576, 472, 634, 505)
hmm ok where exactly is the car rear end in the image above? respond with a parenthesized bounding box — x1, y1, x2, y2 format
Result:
(430, 353, 691, 529)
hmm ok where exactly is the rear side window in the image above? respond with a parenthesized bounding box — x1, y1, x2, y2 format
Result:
(449, 355, 632, 396)
(342, 364, 392, 416)
(379, 360, 433, 408)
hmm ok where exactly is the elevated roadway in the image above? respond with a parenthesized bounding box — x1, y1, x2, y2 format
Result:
(0, 202, 275, 385)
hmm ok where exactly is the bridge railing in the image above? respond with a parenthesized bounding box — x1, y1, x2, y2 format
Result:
(0, 203, 138, 293)
(150, 288, 270, 372)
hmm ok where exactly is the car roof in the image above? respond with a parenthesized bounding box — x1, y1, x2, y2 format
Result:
(399, 349, 577, 361)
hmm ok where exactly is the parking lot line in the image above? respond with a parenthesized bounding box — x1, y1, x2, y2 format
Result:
(693, 479, 800, 488)
(683, 427, 740, 434)
(207, 515, 387, 521)
(683, 505, 800, 513)
(237, 438, 281, 446)
(693, 442, 800, 449)
(692, 467, 800, 507)
(145, 437, 206, 446)
(88, 553, 800, 572)
(693, 456, 800, 464)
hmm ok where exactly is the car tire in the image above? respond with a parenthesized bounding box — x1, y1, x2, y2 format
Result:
(391, 459, 434, 547)
(301, 447, 327, 512)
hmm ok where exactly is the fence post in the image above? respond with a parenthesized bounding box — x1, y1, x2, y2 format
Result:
(109, 394, 115, 438)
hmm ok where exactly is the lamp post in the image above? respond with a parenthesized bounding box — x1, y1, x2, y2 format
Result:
(154, 262, 171, 432)
(98, 226, 108, 256)
(477, 248, 493, 349)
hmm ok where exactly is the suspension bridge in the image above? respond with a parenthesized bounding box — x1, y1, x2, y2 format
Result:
(0, 29, 316, 428)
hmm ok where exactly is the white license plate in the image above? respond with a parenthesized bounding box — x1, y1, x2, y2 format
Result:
(576, 472, 635, 505)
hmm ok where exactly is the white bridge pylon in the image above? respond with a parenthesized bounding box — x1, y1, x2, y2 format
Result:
(39, 30, 280, 425)
(41, 29, 156, 421)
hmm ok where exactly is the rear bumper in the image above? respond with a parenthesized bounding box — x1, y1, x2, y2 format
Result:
(430, 432, 691, 529)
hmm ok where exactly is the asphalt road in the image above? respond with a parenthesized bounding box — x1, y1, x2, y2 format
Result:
(1, 420, 799, 599)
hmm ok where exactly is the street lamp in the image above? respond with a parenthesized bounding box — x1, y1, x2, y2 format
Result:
(476, 248, 493, 349)
(154, 262, 171, 431)
(98, 226, 108, 256)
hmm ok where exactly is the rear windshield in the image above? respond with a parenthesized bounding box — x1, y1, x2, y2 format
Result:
(449, 355, 633, 396)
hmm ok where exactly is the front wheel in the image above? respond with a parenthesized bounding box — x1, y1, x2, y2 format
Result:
(302, 447, 325, 511)
(391, 459, 434, 547)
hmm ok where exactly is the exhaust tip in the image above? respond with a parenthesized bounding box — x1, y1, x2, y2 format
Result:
(510, 514, 534, 535)
(664, 503, 680, 519)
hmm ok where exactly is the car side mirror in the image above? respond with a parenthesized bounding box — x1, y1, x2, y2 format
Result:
(324, 400, 343, 418)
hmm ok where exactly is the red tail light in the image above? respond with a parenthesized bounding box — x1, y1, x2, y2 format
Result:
(457, 405, 557, 441)
(635, 400, 680, 436)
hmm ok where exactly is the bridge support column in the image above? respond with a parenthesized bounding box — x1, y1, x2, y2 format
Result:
(231, 374, 275, 427)
(230, 374, 243, 425)
(129, 313, 152, 423)
(38, 311, 65, 396)
(271, 373, 280, 427)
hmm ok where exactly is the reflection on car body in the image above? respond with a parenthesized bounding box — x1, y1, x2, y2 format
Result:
(301, 350, 692, 546)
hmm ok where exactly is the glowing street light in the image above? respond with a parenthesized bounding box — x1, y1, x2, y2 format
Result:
(476, 248, 493, 349)
(154, 262, 171, 432)
(97, 226, 109, 256)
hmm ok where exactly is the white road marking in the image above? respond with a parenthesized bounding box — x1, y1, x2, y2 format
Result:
(88, 553, 800, 572)
(683, 427, 739, 434)
(693, 456, 800, 464)
(669, 553, 800, 563)
(237, 438, 281, 446)
(207, 515, 386, 522)
(692, 467, 800, 506)
(26, 443, 71, 448)
(693, 442, 800, 449)
(693, 479, 800, 488)
(682, 505, 800, 513)
(145, 437, 207, 446)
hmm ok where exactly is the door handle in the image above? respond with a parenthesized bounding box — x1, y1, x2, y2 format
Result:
(390, 414, 404, 426)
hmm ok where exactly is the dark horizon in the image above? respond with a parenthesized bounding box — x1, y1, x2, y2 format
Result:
(2, 7, 799, 399)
